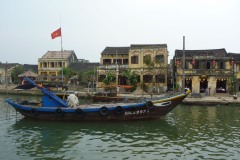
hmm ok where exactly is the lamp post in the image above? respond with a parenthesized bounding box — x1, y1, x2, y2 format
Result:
(182, 36, 185, 92)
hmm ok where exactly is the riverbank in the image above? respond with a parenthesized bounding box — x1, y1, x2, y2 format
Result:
(1, 84, 240, 105)
(182, 94, 240, 106)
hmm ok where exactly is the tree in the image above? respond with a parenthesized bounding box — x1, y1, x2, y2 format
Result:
(122, 69, 138, 91)
(227, 76, 237, 94)
(11, 65, 24, 84)
(62, 67, 74, 81)
(78, 70, 95, 87)
(102, 72, 116, 86)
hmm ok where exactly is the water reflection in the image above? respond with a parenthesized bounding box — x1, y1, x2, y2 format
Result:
(1, 95, 240, 160)
(168, 105, 240, 159)
(9, 118, 180, 159)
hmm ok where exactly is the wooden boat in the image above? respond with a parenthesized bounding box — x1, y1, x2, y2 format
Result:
(87, 91, 138, 102)
(88, 85, 135, 102)
(5, 77, 190, 121)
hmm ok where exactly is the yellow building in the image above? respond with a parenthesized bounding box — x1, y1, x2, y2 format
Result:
(174, 49, 235, 94)
(229, 53, 240, 91)
(38, 50, 78, 82)
(0, 63, 18, 84)
(98, 44, 169, 92)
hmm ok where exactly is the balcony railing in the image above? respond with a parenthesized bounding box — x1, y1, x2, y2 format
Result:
(98, 64, 128, 70)
(177, 69, 233, 76)
(38, 68, 62, 71)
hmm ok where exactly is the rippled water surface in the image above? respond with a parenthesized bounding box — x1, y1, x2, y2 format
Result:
(1, 94, 240, 159)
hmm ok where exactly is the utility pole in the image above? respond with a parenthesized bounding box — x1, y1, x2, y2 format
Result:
(182, 36, 185, 92)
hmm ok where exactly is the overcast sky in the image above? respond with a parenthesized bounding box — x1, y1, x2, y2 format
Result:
(0, 0, 239, 64)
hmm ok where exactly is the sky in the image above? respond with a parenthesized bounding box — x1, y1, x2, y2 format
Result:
(0, 0, 240, 64)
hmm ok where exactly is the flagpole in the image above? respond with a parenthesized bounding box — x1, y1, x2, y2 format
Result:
(61, 32, 63, 84)
(60, 13, 63, 84)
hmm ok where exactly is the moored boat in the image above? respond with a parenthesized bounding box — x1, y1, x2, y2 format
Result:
(87, 84, 136, 102)
(5, 77, 190, 121)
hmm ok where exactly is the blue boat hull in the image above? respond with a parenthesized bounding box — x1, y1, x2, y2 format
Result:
(5, 77, 190, 121)
(5, 92, 189, 121)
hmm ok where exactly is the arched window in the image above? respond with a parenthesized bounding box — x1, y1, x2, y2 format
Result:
(155, 55, 164, 63)
(131, 55, 139, 64)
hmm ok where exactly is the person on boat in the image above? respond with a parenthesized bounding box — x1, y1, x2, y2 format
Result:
(67, 92, 79, 108)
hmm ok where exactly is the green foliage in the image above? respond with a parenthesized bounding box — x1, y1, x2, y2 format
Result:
(102, 72, 116, 85)
(62, 67, 74, 80)
(175, 83, 180, 92)
(11, 65, 24, 84)
(122, 69, 138, 91)
(78, 70, 95, 87)
(227, 76, 237, 94)
(144, 55, 155, 68)
(122, 70, 138, 85)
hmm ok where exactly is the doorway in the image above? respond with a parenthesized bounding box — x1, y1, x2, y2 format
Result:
(185, 79, 192, 91)
(216, 79, 226, 93)
(200, 79, 208, 93)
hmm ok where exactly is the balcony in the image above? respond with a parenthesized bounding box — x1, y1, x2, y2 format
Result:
(177, 69, 233, 76)
(38, 68, 62, 71)
(98, 64, 128, 70)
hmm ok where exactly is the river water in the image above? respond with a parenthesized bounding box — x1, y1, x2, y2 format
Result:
(0, 94, 240, 160)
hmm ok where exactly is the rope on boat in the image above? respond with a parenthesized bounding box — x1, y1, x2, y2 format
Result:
(1, 101, 22, 120)
(0, 102, 11, 119)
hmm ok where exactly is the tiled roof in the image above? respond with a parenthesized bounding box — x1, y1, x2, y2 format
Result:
(41, 50, 75, 59)
(23, 64, 38, 73)
(130, 44, 167, 49)
(175, 49, 227, 57)
(101, 47, 130, 55)
(0, 63, 18, 69)
(69, 63, 100, 72)
(18, 70, 38, 77)
(228, 53, 240, 61)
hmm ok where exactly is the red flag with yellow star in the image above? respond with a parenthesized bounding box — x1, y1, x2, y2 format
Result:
(51, 28, 61, 39)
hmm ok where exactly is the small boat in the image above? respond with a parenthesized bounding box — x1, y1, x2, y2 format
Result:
(87, 91, 138, 102)
(5, 77, 190, 121)
(87, 85, 135, 102)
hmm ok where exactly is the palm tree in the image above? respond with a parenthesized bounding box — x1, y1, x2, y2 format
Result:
(122, 69, 138, 91)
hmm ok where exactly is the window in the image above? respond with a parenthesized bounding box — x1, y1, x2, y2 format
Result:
(131, 55, 139, 64)
(144, 55, 151, 64)
(194, 61, 199, 69)
(58, 62, 62, 68)
(156, 75, 165, 83)
(219, 61, 225, 69)
(143, 75, 153, 83)
(113, 59, 122, 64)
(103, 59, 111, 65)
(155, 55, 164, 63)
(43, 62, 47, 68)
(206, 61, 211, 69)
(51, 62, 55, 68)
(123, 59, 128, 64)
